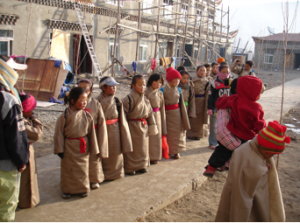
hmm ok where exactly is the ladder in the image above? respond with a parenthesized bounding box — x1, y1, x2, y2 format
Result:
(72, 0, 102, 80)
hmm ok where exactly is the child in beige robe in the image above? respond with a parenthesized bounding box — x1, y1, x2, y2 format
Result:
(160, 67, 190, 159)
(18, 93, 42, 209)
(78, 79, 108, 189)
(145, 74, 167, 164)
(216, 120, 289, 222)
(54, 87, 99, 199)
(122, 75, 158, 175)
(98, 77, 133, 180)
(187, 65, 209, 140)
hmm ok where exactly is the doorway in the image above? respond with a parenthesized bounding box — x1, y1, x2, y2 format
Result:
(294, 53, 300, 69)
(73, 34, 92, 75)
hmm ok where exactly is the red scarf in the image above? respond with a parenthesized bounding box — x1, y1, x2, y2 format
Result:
(215, 76, 266, 141)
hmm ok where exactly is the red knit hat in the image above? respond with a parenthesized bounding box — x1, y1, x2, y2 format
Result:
(257, 120, 291, 154)
(21, 94, 37, 113)
(166, 67, 181, 82)
(217, 57, 225, 63)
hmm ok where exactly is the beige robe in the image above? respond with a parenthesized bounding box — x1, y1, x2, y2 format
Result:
(98, 93, 133, 180)
(186, 76, 209, 138)
(178, 83, 196, 118)
(215, 137, 285, 222)
(18, 118, 42, 209)
(86, 97, 108, 184)
(144, 87, 167, 161)
(161, 84, 190, 155)
(54, 107, 99, 194)
(230, 59, 256, 78)
(122, 89, 158, 173)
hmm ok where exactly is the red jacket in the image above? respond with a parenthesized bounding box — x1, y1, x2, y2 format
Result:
(215, 76, 266, 141)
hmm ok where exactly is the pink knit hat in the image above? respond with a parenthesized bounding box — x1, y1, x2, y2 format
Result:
(21, 94, 37, 113)
(166, 67, 181, 82)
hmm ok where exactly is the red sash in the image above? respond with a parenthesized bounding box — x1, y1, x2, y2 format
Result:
(106, 118, 119, 125)
(66, 137, 87, 153)
(165, 103, 179, 110)
(128, 118, 147, 125)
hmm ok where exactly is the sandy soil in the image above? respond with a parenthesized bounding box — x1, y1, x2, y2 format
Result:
(142, 103, 300, 222)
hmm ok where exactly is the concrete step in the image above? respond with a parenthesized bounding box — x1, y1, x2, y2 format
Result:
(15, 78, 300, 222)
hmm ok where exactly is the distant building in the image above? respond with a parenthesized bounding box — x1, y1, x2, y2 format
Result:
(0, 0, 234, 76)
(252, 33, 300, 71)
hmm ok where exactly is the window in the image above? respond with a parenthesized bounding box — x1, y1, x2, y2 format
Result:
(176, 45, 181, 57)
(181, 4, 188, 22)
(163, 0, 173, 19)
(196, 9, 201, 26)
(157, 42, 167, 59)
(194, 47, 199, 59)
(139, 40, 148, 62)
(108, 38, 119, 62)
(264, 54, 273, 64)
(142, 1, 152, 14)
(0, 30, 13, 56)
(105, 0, 124, 7)
(207, 49, 211, 62)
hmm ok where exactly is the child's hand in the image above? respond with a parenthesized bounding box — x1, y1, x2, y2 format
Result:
(208, 109, 213, 116)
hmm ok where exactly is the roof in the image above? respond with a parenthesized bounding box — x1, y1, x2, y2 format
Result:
(252, 33, 300, 42)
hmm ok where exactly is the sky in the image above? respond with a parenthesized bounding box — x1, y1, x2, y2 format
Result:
(220, 0, 300, 52)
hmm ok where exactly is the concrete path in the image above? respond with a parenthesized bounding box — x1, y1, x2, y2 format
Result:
(15, 79, 300, 222)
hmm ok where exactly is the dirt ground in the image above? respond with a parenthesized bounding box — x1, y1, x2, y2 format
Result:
(142, 103, 300, 222)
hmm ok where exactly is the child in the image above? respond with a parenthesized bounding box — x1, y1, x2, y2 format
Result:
(160, 67, 190, 159)
(215, 121, 289, 222)
(145, 74, 167, 164)
(54, 87, 99, 199)
(122, 75, 158, 174)
(178, 70, 196, 119)
(215, 75, 266, 142)
(210, 62, 218, 80)
(187, 65, 209, 140)
(77, 79, 108, 189)
(18, 93, 42, 209)
(207, 63, 231, 150)
(204, 63, 212, 82)
(203, 79, 240, 177)
(230, 59, 256, 77)
(176, 65, 187, 73)
(97, 77, 133, 180)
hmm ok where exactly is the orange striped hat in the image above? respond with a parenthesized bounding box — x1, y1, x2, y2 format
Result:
(257, 120, 291, 154)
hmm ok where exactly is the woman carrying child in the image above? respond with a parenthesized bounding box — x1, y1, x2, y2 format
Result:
(144, 74, 167, 164)
(18, 93, 42, 208)
(54, 87, 99, 199)
(122, 75, 158, 175)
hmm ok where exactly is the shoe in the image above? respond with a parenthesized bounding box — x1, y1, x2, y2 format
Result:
(209, 146, 216, 150)
(172, 153, 180, 159)
(62, 193, 72, 199)
(150, 160, 158, 164)
(203, 165, 216, 178)
(187, 137, 201, 140)
(91, 183, 100, 189)
(137, 168, 148, 174)
(126, 171, 136, 175)
(80, 193, 88, 198)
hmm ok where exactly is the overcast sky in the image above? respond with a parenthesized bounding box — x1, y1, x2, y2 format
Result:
(220, 0, 300, 52)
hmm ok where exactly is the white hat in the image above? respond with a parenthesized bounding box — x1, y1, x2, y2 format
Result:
(99, 77, 119, 88)
(6, 58, 27, 70)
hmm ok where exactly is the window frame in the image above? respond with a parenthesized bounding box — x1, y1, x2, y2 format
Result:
(162, 0, 173, 19)
(181, 4, 188, 23)
(142, 0, 153, 14)
(264, 54, 274, 64)
(105, 0, 124, 7)
(108, 38, 119, 63)
(139, 40, 148, 62)
(0, 30, 13, 56)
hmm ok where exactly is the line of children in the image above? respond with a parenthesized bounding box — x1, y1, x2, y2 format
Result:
(160, 67, 190, 159)
(97, 77, 133, 179)
(144, 74, 167, 164)
(77, 79, 108, 188)
(18, 93, 42, 208)
(186, 65, 209, 140)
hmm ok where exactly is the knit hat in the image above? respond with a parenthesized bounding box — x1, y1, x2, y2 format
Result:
(166, 67, 181, 82)
(246, 60, 253, 67)
(257, 120, 291, 154)
(77, 78, 93, 89)
(21, 94, 37, 113)
(217, 57, 225, 63)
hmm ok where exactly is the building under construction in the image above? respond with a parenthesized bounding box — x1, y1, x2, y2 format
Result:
(0, 0, 236, 77)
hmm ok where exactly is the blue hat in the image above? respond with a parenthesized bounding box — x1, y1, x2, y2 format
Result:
(99, 77, 119, 88)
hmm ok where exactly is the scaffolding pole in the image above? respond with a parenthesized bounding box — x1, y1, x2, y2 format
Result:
(154, 0, 161, 59)
(111, 0, 121, 77)
(135, 2, 141, 70)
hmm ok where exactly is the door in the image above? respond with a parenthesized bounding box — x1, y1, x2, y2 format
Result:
(184, 44, 193, 67)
